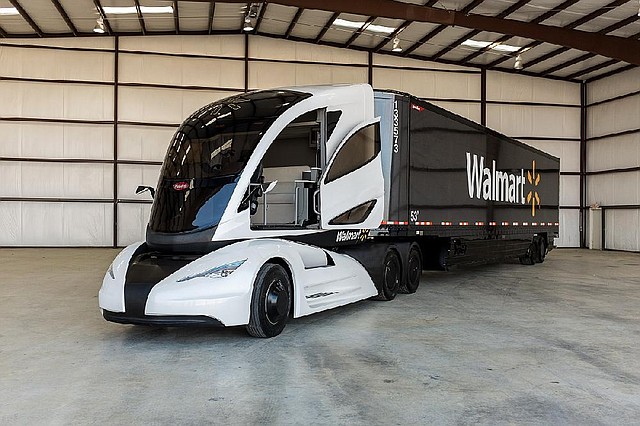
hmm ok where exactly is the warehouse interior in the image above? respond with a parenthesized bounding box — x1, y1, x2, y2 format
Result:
(1, 0, 639, 423)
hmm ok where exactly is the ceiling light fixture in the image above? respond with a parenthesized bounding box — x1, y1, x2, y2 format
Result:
(514, 54, 523, 70)
(102, 6, 173, 15)
(333, 18, 395, 34)
(392, 37, 403, 52)
(462, 39, 521, 53)
(93, 17, 105, 34)
(0, 7, 19, 15)
(243, 16, 255, 32)
(637, 0, 640, 17)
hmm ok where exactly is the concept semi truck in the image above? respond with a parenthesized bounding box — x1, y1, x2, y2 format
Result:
(99, 84, 560, 337)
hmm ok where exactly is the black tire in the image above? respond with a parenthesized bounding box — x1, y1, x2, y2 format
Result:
(246, 263, 292, 338)
(374, 249, 401, 301)
(399, 244, 422, 294)
(519, 243, 536, 265)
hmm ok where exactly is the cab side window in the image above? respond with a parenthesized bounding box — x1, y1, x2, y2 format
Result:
(325, 123, 380, 184)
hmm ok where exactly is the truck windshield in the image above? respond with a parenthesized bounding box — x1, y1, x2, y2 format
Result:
(149, 90, 311, 233)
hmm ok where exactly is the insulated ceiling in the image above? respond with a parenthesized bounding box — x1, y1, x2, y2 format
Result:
(0, 0, 637, 81)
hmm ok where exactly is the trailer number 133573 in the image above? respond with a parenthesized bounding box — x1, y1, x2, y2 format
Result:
(393, 100, 400, 154)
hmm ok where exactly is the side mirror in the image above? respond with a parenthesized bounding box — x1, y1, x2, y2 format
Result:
(136, 185, 155, 199)
(263, 180, 278, 194)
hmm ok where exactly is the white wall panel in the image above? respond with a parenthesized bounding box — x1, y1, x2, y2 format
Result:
(373, 68, 481, 100)
(0, 201, 113, 246)
(588, 67, 640, 104)
(604, 209, 640, 251)
(0, 122, 113, 160)
(486, 104, 580, 138)
(587, 95, 640, 138)
(560, 175, 580, 206)
(117, 203, 152, 246)
(487, 72, 580, 105)
(373, 54, 473, 71)
(0, 46, 114, 82)
(0, 81, 114, 120)
(0, 38, 114, 50)
(118, 87, 236, 124)
(521, 140, 580, 172)
(428, 101, 482, 123)
(118, 126, 174, 162)
(248, 62, 367, 89)
(117, 164, 162, 200)
(558, 209, 580, 248)
(119, 35, 244, 58)
(250, 36, 367, 64)
(0, 162, 113, 199)
(119, 54, 244, 89)
(587, 172, 640, 206)
(587, 133, 640, 171)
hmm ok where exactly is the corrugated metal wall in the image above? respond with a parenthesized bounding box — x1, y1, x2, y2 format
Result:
(0, 35, 583, 247)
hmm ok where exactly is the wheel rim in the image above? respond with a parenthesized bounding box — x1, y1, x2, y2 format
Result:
(408, 252, 421, 286)
(264, 278, 288, 325)
(384, 255, 400, 290)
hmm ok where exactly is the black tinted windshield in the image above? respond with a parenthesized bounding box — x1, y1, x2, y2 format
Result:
(149, 90, 311, 233)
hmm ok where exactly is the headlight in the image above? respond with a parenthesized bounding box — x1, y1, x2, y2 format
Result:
(177, 259, 247, 282)
(107, 263, 115, 279)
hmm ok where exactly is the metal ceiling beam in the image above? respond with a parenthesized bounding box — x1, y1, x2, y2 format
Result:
(372, 0, 438, 53)
(285, 7, 303, 38)
(540, 19, 638, 77)
(344, 16, 374, 48)
(173, 1, 180, 34)
(50, 0, 78, 36)
(459, 0, 580, 64)
(586, 64, 636, 82)
(133, 0, 146, 35)
(403, 0, 485, 56)
(486, 0, 628, 69)
(315, 12, 339, 43)
(181, 0, 640, 65)
(208, 2, 215, 35)
(254, 3, 267, 34)
(430, 0, 531, 61)
(0, 25, 7, 38)
(93, 0, 113, 35)
(8, 0, 43, 37)
(522, 4, 634, 70)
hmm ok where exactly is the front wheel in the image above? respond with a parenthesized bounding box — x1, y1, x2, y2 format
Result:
(246, 263, 292, 338)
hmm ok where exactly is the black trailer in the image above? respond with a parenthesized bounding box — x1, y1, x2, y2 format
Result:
(366, 90, 559, 270)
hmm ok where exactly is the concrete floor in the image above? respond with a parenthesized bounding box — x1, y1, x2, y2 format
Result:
(1, 248, 639, 425)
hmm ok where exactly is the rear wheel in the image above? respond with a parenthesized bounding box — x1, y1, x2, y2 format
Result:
(519, 243, 536, 265)
(535, 238, 546, 263)
(246, 263, 292, 338)
(400, 244, 422, 294)
(374, 248, 401, 300)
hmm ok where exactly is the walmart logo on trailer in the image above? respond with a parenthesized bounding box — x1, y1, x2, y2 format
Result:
(466, 153, 525, 204)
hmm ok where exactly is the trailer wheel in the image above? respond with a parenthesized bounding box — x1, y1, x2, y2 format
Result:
(400, 244, 422, 294)
(246, 263, 292, 338)
(374, 249, 401, 300)
(519, 244, 535, 265)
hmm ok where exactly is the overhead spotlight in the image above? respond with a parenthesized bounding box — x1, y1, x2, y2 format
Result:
(248, 3, 259, 18)
(637, 0, 640, 17)
(392, 37, 403, 52)
(93, 17, 105, 34)
(514, 54, 523, 70)
(243, 16, 254, 32)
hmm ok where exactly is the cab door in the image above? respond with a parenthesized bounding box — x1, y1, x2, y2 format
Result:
(319, 118, 384, 229)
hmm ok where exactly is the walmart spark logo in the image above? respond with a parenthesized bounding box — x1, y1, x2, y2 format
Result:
(526, 160, 541, 216)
